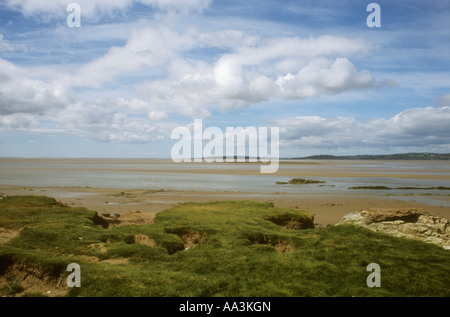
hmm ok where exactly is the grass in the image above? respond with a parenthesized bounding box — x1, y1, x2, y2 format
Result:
(3, 277, 25, 295)
(1, 195, 449, 297)
(276, 178, 326, 185)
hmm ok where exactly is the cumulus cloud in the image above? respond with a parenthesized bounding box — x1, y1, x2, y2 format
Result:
(0, 113, 40, 130)
(49, 98, 170, 143)
(0, 14, 380, 147)
(134, 34, 375, 113)
(0, 28, 376, 134)
(0, 58, 70, 115)
(274, 106, 450, 151)
(63, 29, 375, 115)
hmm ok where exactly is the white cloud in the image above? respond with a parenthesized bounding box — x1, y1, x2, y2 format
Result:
(0, 113, 40, 130)
(0, 34, 26, 52)
(0, 58, 70, 115)
(274, 106, 450, 151)
(49, 98, 170, 143)
(434, 93, 450, 107)
(1, 23, 375, 121)
(134, 34, 375, 114)
(140, 0, 212, 13)
(275, 57, 373, 99)
(0, 13, 382, 148)
(68, 27, 190, 88)
(5, 0, 212, 20)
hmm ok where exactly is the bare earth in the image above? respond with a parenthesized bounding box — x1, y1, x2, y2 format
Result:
(1, 184, 449, 227)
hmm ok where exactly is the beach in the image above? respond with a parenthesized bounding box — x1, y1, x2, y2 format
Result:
(1, 158, 450, 298)
(1, 158, 449, 226)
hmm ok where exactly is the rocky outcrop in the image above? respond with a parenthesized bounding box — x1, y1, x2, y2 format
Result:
(338, 208, 450, 250)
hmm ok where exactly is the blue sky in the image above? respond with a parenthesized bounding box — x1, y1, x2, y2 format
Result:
(0, 0, 449, 158)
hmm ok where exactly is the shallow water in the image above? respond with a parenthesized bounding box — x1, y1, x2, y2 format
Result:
(0, 159, 449, 199)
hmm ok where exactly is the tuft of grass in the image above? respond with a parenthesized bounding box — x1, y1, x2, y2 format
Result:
(3, 278, 25, 296)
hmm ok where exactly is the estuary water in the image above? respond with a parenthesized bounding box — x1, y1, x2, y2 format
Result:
(0, 158, 449, 198)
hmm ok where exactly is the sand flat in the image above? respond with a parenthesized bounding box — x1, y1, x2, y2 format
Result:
(1, 158, 449, 226)
(1, 184, 449, 226)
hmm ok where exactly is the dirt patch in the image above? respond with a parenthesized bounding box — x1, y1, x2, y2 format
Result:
(0, 263, 68, 297)
(246, 234, 295, 253)
(0, 228, 21, 244)
(66, 254, 100, 263)
(165, 228, 209, 251)
(181, 231, 207, 250)
(87, 210, 154, 228)
(267, 214, 315, 230)
(134, 234, 156, 247)
(89, 243, 108, 253)
(88, 213, 109, 228)
(273, 241, 295, 253)
(100, 258, 129, 265)
(116, 211, 154, 227)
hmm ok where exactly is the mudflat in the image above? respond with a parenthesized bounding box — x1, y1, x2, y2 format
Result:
(1, 185, 449, 226)
(1, 159, 449, 226)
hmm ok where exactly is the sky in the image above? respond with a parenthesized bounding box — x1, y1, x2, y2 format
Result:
(0, 0, 449, 158)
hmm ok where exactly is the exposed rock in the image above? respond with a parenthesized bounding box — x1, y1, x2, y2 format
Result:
(338, 208, 450, 249)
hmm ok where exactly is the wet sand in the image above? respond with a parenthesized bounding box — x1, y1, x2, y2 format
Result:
(2, 158, 450, 179)
(1, 159, 449, 226)
(1, 184, 449, 226)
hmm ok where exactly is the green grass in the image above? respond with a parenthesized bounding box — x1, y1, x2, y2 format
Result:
(3, 277, 25, 295)
(1, 195, 449, 297)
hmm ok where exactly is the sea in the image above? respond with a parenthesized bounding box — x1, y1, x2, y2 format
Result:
(0, 158, 449, 206)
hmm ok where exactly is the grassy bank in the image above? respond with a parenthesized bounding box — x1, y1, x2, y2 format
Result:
(1, 195, 449, 297)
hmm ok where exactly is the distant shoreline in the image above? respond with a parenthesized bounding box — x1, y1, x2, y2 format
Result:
(292, 152, 450, 160)
(1, 152, 450, 161)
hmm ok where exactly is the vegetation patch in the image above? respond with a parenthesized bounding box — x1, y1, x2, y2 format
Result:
(276, 178, 326, 185)
(267, 213, 315, 230)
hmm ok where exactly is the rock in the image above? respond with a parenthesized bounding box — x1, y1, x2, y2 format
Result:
(338, 208, 450, 250)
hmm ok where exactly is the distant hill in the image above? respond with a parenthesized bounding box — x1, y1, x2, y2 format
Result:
(293, 153, 450, 160)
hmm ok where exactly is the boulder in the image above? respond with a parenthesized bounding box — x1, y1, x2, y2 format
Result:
(338, 208, 450, 249)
